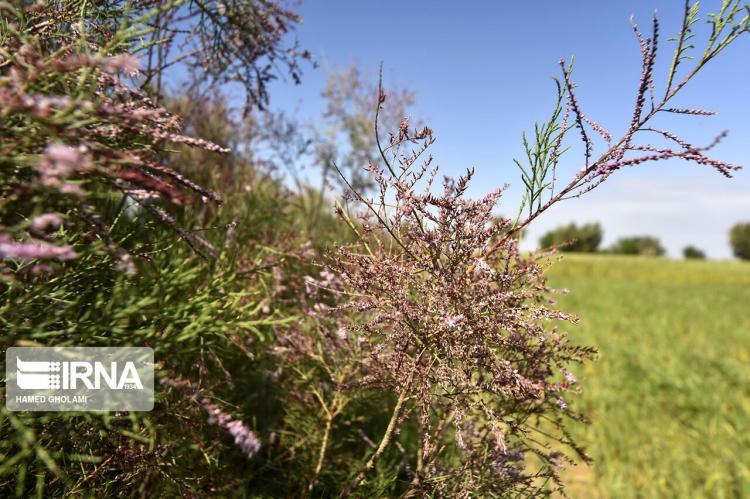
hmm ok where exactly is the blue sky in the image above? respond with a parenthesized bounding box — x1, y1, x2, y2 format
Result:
(265, 1, 750, 258)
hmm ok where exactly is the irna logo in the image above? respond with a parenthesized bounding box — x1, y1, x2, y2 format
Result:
(15, 357, 144, 390)
(6, 347, 154, 411)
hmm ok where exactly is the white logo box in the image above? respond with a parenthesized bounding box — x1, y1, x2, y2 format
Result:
(6, 347, 154, 411)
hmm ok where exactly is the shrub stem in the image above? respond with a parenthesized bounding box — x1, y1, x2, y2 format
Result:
(308, 408, 335, 494)
(340, 351, 423, 496)
(341, 387, 409, 496)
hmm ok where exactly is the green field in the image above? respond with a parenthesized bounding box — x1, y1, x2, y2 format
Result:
(547, 254, 750, 498)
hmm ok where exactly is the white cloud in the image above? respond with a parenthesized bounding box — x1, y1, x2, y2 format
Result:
(519, 175, 750, 259)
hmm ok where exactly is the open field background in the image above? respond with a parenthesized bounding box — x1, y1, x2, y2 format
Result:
(548, 255, 750, 498)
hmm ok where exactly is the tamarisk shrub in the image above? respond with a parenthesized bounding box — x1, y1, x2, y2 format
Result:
(138, 0, 311, 110)
(318, 1, 749, 495)
(328, 110, 595, 497)
(1, 1, 305, 496)
(0, 1, 234, 277)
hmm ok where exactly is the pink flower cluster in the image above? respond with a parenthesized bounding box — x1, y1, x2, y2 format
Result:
(34, 144, 92, 196)
(161, 377, 260, 458)
(203, 402, 261, 458)
(0, 235, 76, 262)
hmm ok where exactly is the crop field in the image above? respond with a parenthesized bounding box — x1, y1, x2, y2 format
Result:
(547, 255, 750, 498)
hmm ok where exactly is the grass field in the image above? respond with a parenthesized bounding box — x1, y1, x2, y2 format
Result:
(546, 254, 750, 499)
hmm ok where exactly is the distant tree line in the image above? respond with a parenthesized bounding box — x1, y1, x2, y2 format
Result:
(538, 223, 668, 257)
(730, 223, 750, 260)
(538, 223, 602, 253)
(538, 221, 750, 261)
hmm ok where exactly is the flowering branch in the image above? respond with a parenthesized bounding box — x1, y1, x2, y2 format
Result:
(501, 0, 749, 255)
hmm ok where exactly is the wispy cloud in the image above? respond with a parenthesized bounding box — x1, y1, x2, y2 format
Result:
(520, 175, 750, 259)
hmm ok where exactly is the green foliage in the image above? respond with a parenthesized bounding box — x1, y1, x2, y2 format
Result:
(539, 222, 603, 252)
(664, 1, 701, 97)
(0, 4, 310, 491)
(608, 236, 665, 257)
(730, 222, 750, 260)
(515, 73, 569, 219)
(703, 0, 750, 61)
(683, 245, 706, 259)
(0, 180, 302, 495)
